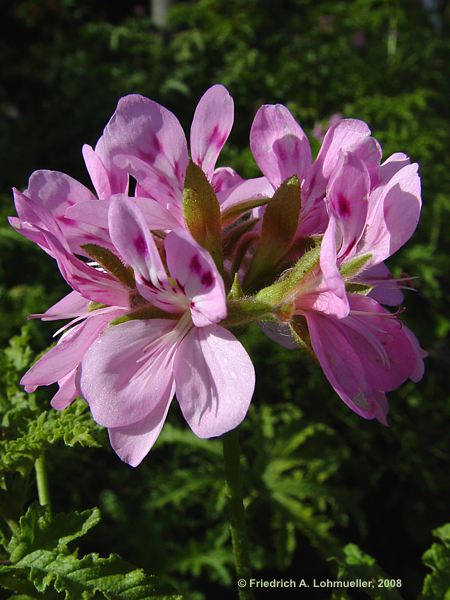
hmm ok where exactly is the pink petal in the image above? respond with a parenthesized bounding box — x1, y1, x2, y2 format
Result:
(64, 198, 115, 253)
(133, 196, 184, 230)
(327, 152, 370, 258)
(304, 118, 371, 205)
(218, 177, 273, 212)
(64, 198, 109, 229)
(317, 118, 371, 180)
(190, 85, 234, 180)
(26, 170, 96, 215)
(21, 313, 114, 389)
(9, 201, 53, 255)
(108, 195, 167, 289)
(211, 167, 243, 193)
(96, 94, 188, 196)
(164, 229, 227, 327)
(38, 291, 90, 321)
(250, 104, 312, 188)
(402, 328, 427, 382)
(379, 152, 411, 185)
(13, 188, 37, 223)
(359, 163, 421, 264)
(38, 227, 130, 307)
(316, 216, 349, 318)
(108, 384, 174, 467)
(113, 153, 182, 212)
(17, 171, 109, 254)
(82, 144, 112, 199)
(305, 312, 387, 422)
(79, 319, 179, 428)
(11, 188, 60, 253)
(362, 263, 404, 306)
(260, 322, 297, 349)
(174, 325, 255, 438)
(347, 294, 425, 390)
(346, 136, 382, 188)
(50, 369, 79, 410)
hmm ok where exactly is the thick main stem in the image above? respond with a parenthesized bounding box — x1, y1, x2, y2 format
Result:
(34, 454, 51, 510)
(222, 429, 254, 600)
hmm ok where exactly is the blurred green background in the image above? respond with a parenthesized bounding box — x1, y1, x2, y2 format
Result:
(0, 1, 449, 598)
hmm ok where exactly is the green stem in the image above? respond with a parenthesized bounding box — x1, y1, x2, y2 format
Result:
(34, 454, 51, 510)
(222, 429, 254, 600)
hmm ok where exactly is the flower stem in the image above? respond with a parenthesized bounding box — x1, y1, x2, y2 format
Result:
(34, 454, 51, 510)
(222, 428, 254, 600)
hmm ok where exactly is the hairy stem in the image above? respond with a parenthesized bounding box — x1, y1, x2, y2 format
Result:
(34, 454, 51, 510)
(222, 429, 254, 600)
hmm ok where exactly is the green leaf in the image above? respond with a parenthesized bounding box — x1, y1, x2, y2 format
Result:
(8, 505, 101, 563)
(421, 523, 450, 599)
(82, 244, 135, 289)
(182, 160, 223, 272)
(244, 176, 301, 291)
(4, 327, 34, 372)
(0, 550, 182, 600)
(0, 400, 101, 477)
(331, 544, 404, 599)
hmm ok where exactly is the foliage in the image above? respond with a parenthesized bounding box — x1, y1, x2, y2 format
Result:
(0, 504, 181, 599)
(421, 524, 450, 600)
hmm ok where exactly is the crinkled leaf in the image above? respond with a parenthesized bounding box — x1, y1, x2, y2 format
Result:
(8, 505, 101, 563)
(0, 400, 101, 477)
(0, 550, 182, 600)
(421, 523, 450, 600)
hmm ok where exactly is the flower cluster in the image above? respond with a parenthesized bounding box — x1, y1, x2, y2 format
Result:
(11, 85, 425, 466)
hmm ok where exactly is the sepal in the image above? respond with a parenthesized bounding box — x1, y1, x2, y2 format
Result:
(182, 160, 223, 272)
(82, 244, 135, 289)
(243, 175, 301, 291)
(340, 253, 372, 280)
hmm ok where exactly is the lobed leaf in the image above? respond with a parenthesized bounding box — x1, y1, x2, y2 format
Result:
(0, 550, 182, 600)
(421, 523, 450, 599)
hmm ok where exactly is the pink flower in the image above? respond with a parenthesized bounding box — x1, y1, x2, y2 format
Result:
(78, 197, 255, 466)
(12, 87, 425, 461)
(249, 105, 381, 238)
(319, 150, 422, 313)
(17, 196, 131, 407)
(302, 294, 424, 424)
(95, 84, 272, 224)
(248, 105, 425, 422)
